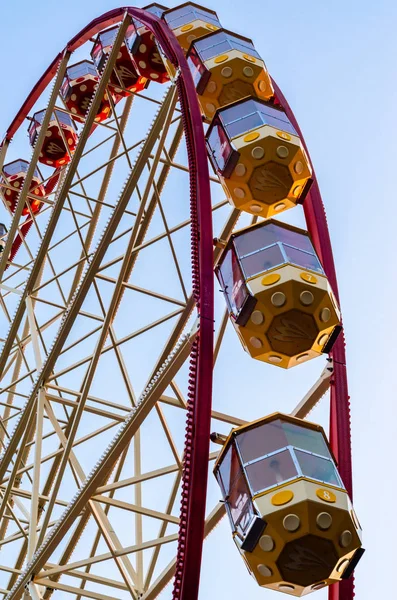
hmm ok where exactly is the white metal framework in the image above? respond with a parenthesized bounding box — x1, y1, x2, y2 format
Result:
(0, 16, 333, 600)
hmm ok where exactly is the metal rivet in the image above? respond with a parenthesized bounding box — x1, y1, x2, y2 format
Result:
(234, 187, 245, 198)
(251, 146, 265, 159)
(221, 66, 233, 78)
(276, 145, 289, 158)
(283, 514, 300, 532)
(206, 81, 217, 93)
(320, 307, 331, 322)
(300, 290, 314, 305)
(259, 535, 275, 552)
(293, 185, 302, 197)
(243, 66, 254, 77)
(271, 291, 286, 307)
(249, 336, 263, 349)
(340, 530, 353, 548)
(316, 512, 333, 530)
(257, 564, 273, 577)
(234, 163, 246, 176)
(251, 310, 264, 325)
(337, 559, 350, 573)
(269, 355, 282, 364)
(294, 160, 304, 174)
(258, 80, 267, 91)
(312, 582, 326, 590)
(279, 584, 295, 591)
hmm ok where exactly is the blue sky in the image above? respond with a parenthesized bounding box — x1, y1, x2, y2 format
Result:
(1, 1, 396, 598)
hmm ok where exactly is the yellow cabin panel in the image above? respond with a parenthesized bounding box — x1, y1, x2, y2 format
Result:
(191, 48, 274, 120)
(234, 264, 340, 368)
(214, 414, 363, 596)
(163, 3, 221, 52)
(207, 99, 312, 218)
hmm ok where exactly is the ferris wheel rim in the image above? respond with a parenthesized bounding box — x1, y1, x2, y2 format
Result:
(0, 7, 354, 600)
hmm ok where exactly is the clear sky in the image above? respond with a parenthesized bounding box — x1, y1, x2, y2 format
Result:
(1, 1, 396, 599)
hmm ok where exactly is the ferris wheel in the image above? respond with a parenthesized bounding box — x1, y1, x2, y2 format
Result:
(0, 5, 363, 600)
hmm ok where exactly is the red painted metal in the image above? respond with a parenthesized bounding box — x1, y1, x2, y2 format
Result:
(273, 81, 354, 600)
(1, 9, 214, 600)
(8, 171, 61, 266)
(1, 10, 354, 600)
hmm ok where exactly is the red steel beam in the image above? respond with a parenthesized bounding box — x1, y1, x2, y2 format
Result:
(1, 8, 213, 600)
(274, 81, 354, 600)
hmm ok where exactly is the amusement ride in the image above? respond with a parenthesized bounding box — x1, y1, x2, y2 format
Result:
(0, 4, 363, 600)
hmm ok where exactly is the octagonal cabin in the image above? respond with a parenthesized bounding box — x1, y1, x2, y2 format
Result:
(125, 3, 170, 83)
(0, 223, 7, 253)
(28, 110, 78, 168)
(214, 413, 364, 596)
(91, 26, 148, 100)
(187, 29, 273, 121)
(206, 97, 312, 217)
(163, 2, 221, 52)
(215, 220, 341, 368)
(0, 160, 45, 216)
(60, 60, 114, 123)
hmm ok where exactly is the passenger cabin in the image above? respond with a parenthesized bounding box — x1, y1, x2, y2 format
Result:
(91, 26, 148, 100)
(187, 29, 274, 121)
(214, 413, 364, 596)
(215, 220, 341, 368)
(0, 223, 7, 253)
(28, 110, 78, 168)
(0, 160, 45, 215)
(60, 60, 114, 123)
(163, 2, 221, 52)
(125, 3, 170, 83)
(207, 97, 312, 217)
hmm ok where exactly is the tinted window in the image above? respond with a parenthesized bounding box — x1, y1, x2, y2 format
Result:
(221, 99, 296, 139)
(227, 469, 255, 536)
(99, 28, 117, 47)
(295, 450, 342, 488)
(233, 224, 322, 276)
(284, 245, 324, 274)
(207, 120, 233, 173)
(195, 32, 259, 62)
(218, 247, 249, 316)
(55, 110, 74, 127)
(234, 223, 282, 257)
(4, 160, 29, 176)
(33, 110, 46, 124)
(237, 420, 287, 463)
(146, 5, 166, 18)
(217, 442, 240, 497)
(67, 61, 97, 80)
(282, 422, 331, 458)
(245, 449, 298, 493)
(226, 112, 263, 139)
(165, 7, 220, 28)
(240, 244, 285, 279)
(187, 51, 207, 87)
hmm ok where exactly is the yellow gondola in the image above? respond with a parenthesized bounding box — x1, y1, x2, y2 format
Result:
(213, 413, 364, 596)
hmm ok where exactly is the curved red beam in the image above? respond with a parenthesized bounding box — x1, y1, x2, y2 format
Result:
(274, 82, 354, 600)
(2, 8, 213, 600)
(1, 10, 353, 600)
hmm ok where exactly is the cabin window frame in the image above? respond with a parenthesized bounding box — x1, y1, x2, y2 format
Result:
(234, 443, 344, 496)
(237, 240, 324, 279)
